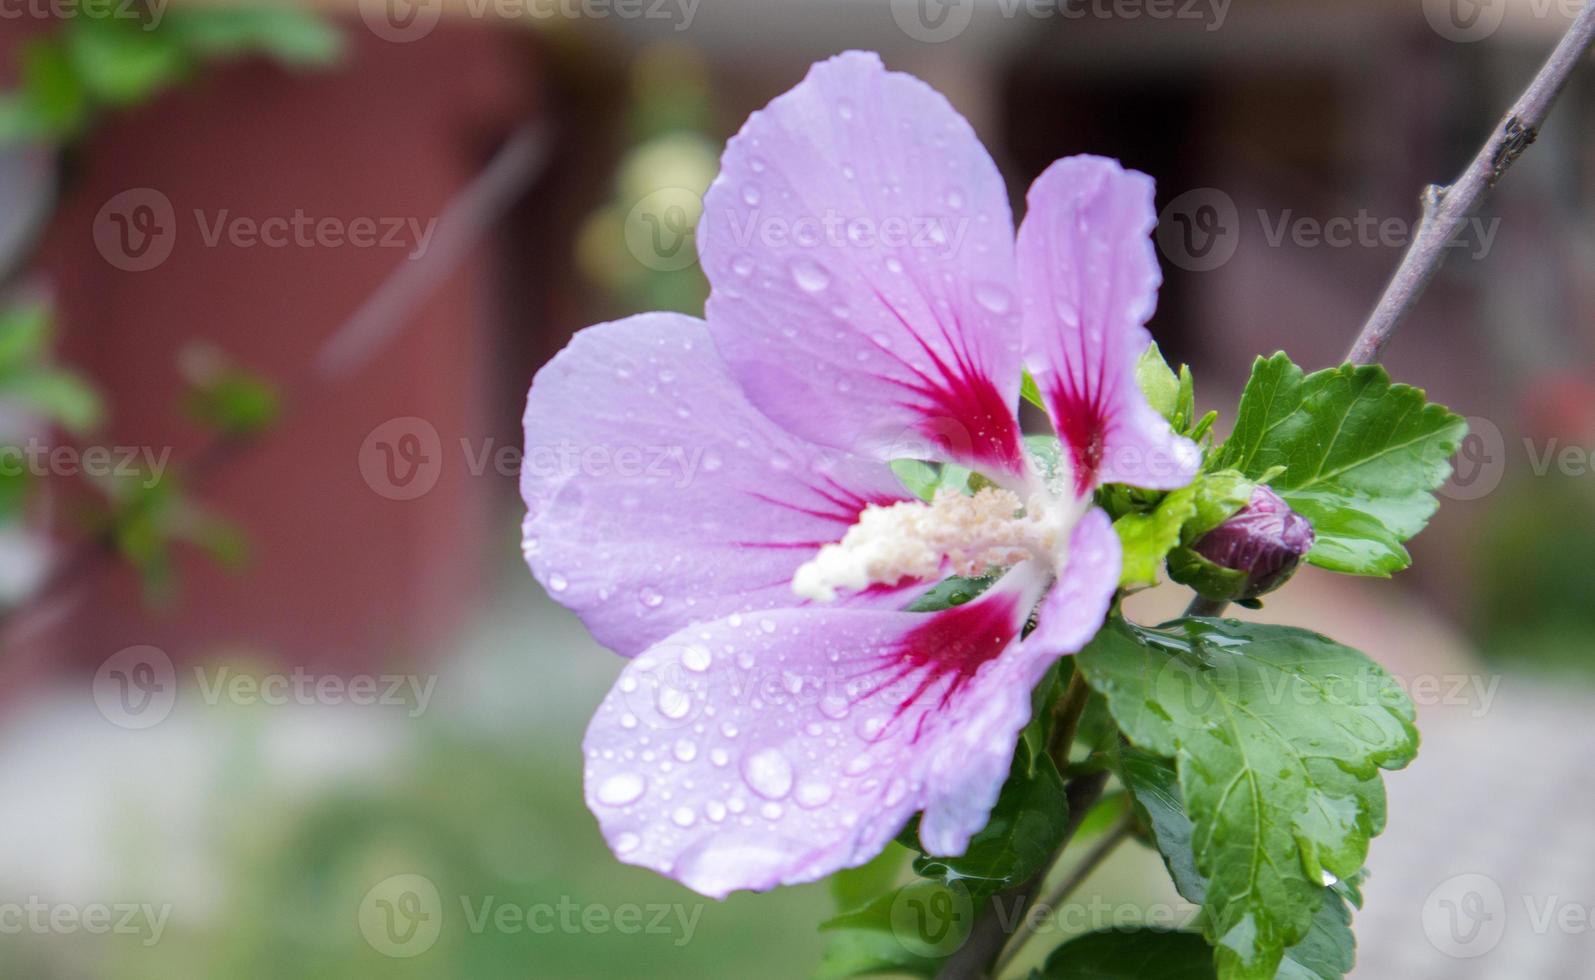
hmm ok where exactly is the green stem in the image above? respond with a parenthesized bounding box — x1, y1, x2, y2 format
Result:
(992, 809, 1136, 977)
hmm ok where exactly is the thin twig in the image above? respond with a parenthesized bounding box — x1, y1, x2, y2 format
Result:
(1347, 5, 1595, 365)
(1045, 668, 1092, 766)
(1191, 12, 1595, 621)
(936, 771, 1109, 980)
(992, 808, 1136, 977)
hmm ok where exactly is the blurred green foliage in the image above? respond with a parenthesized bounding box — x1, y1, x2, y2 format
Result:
(0, 2, 341, 145)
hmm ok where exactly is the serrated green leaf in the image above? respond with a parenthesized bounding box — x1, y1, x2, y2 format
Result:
(1034, 928, 1216, 979)
(1213, 353, 1466, 576)
(1275, 892, 1355, 980)
(1077, 617, 1415, 980)
(1119, 746, 1206, 904)
(1118, 749, 1358, 979)
(1114, 485, 1198, 587)
(909, 740, 1067, 901)
(1138, 343, 1182, 424)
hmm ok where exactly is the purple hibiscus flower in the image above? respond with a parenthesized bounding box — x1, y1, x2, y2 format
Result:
(522, 51, 1198, 898)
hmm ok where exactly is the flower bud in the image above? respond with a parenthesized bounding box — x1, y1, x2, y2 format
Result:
(1188, 485, 1315, 599)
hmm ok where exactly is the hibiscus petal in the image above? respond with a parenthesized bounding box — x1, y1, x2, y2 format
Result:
(581, 564, 1050, 898)
(1016, 155, 1199, 495)
(699, 50, 1026, 478)
(522, 312, 914, 657)
(1023, 508, 1122, 658)
(917, 509, 1119, 855)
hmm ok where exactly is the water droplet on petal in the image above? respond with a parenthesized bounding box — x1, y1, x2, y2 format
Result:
(672, 806, 697, 827)
(731, 254, 755, 277)
(639, 587, 665, 608)
(682, 644, 712, 672)
(673, 738, 698, 762)
(742, 748, 794, 800)
(548, 573, 568, 592)
(795, 780, 834, 809)
(615, 832, 640, 853)
(596, 772, 646, 806)
(791, 259, 831, 293)
(973, 282, 1013, 314)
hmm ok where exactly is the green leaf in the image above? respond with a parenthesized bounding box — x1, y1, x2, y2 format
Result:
(1021, 368, 1047, 411)
(1035, 928, 1216, 979)
(184, 369, 280, 436)
(1119, 746, 1206, 904)
(817, 881, 970, 977)
(907, 571, 1002, 612)
(1114, 484, 1198, 587)
(2, 368, 103, 433)
(1077, 617, 1416, 980)
(0, 304, 53, 374)
(1137, 342, 1182, 424)
(1213, 353, 1466, 576)
(64, 19, 191, 107)
(1118, 749, 1358, 979)
(908, 740, 1067, 901)
(1276, 892, 1355, 980)
(163, 7, 345, 67)
(830, 843, 908, 915)
(4, 39, 91, 143)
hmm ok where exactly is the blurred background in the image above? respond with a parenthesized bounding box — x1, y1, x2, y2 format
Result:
(1, 0, 1593, 976)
